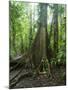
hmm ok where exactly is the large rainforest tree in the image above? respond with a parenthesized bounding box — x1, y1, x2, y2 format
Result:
(9, 1, 66, 89)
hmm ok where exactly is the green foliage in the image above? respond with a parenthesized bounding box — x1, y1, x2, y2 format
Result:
(10, 1, 38, 57)
(57, 47, 66, 65)
(9, 1, 66, 70)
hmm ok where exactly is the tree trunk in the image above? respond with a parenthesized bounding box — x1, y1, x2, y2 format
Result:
(31, 3, 51, 76)
(53, 4, 58, 58)
(29, 8, 33, 49)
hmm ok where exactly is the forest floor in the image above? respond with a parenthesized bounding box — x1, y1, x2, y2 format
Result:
(10, 65, 66, 89)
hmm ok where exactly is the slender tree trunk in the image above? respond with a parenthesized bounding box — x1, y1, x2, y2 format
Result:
(12, 21, 16, 54)
(20, 32, 24, 53)
(29, 8, 33, 49)
(53, 4, 58, 57)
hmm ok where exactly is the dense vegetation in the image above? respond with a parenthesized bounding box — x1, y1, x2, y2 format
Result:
(9, 1, 66, 89)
